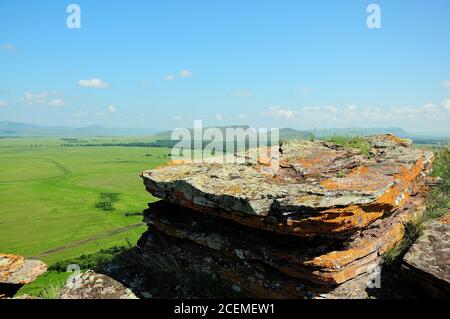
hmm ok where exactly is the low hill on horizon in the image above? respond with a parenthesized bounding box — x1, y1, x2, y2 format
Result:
(0, 121, 158, 137)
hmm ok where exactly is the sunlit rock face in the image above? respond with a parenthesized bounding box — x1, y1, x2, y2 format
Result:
(0, 254, 47, 285)
(142, 135, 433, 237)
(137, 135, 435, 297)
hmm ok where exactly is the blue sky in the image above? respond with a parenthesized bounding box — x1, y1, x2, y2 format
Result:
(0, 0, 449, 133)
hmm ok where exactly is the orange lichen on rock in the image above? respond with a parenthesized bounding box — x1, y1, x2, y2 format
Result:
(384, 134, 412, 146)
(0, 254, 47, 286)
(0, 254, 24, 280)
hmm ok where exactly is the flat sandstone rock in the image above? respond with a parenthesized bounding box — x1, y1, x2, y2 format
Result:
(141, 135, 433, 236)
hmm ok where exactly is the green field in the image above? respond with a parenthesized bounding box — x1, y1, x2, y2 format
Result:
(0, 136, 170, 264)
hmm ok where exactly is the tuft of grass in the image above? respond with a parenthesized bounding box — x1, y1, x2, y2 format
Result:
(426, 146, 449, 219)
(15, 271, 70, 299)
(383, 214, 426, 265)
(39, 283, 63, 299)
(324, 135, 372, 156)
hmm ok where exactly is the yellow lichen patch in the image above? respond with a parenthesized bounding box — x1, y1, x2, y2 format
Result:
(0, 254, 25, 280)
(377, 159, 424, 208)
(285, 207, 384, 235)
(224, 185, 243, 195)
(166, 159, 192, 166)
(384, 134, 411, 146)
(439, 214, 450, 224)
(306, 222, 404, 270)
(257, 155, 273, 166)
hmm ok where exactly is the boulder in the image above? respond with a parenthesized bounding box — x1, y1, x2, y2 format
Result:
(402, 215, 450, 298)
(0, 253, 47, 298)
(59, 270, 138, 299)
(0, 254, 47, 285)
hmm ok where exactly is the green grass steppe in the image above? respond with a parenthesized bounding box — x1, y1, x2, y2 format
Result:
(0, 136, 169, 265)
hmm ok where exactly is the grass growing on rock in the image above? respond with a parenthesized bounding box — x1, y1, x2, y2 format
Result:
(324, 135, 372, 155)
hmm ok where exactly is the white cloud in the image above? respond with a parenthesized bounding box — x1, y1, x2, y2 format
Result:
(78, 78, 110, 88)
(179, 69, 192, 78)
(165, 75, 175, 81)
(347, 104, 357, 111)
(107, 105, 116, 113)
(260, 106, 295, 120)
(231, 90, 252, 97)
(442, 80, 450, 90)
(48, 98, 65, 107)
(442, 99, 450, 111)
(21, 91, 67, 107)
(1, 44, 16, 52)
(21, 92, 49, 105)
(214, 113, 247, 121)
(300, 87, 313, 94)
(0, 100, 8, 108)
(171, 115, 183, 121)
(260, 102, 450, 131)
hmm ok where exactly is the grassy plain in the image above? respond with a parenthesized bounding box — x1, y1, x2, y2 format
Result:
(0, 136, 169, 264)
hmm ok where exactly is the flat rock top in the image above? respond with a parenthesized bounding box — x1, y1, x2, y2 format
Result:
(142, 135, 433, 236)
(403, 216, 450, 289)
(0, 254, 47, 285)
(59, 270, 138, 299)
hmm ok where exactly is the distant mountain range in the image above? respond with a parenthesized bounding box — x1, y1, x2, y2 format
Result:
(1, 122, 448, 144)
(0, 122, 159, 137)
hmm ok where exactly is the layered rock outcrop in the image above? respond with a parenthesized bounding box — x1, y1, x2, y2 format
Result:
(138, 135, 435, 297)
(142, 135, 432, 237)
